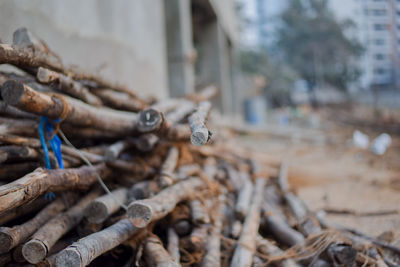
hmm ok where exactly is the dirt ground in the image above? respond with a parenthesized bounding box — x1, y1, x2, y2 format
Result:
(236, 107, 400, 238)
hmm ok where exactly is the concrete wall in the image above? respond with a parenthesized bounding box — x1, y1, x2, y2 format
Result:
(0, 0, 168, 98)
(165, 0, 195, 97)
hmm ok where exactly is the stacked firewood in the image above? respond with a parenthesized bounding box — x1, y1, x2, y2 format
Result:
(0, 28, 398, 267)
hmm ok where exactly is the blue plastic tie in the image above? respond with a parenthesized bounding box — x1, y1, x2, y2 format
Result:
(39, 116, 64, 201)
(38, 117, 51, 169)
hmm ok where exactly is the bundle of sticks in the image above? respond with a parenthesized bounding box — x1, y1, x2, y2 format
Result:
(0, 28, 399, 267)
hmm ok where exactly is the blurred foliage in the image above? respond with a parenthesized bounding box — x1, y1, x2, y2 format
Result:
(277, 0, 364, 93)
(240, 49, 298, 107)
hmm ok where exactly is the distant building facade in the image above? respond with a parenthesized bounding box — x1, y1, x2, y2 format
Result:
(241, 0, 400, 91)
(330, 0, 400, 90)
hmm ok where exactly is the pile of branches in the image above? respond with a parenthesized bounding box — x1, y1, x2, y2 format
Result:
(0, 28, 398, 267)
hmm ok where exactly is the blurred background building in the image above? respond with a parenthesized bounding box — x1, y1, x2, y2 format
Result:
(242, 0, 400, 92)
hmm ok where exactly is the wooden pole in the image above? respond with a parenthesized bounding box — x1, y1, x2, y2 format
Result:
(0, 164, 110, 213)
(1, 80, 141, 134)
(127, 177, 206, 228)
(37, 67, 102, 106)
(0, 195, 75, 253)
(84, 188, 128, 224)
(158, 146, 179, 187)
(201, 195, 225, 267)
(144, 234, 180, 267)
(188, 101, 211, 146)
(230, 178, 266, 267)
(22, 190, 101, 264)
(55, 219, 141, 267)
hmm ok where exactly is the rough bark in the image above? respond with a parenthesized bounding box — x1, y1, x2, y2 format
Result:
(230, 178, 266, 267)
(0, 145, 39, 163)
(190, 199, 210, 225)
(0, 117, 38, 137)
(84, 188, 128, 224)
(55, 219, 141, 267)
(104, 140, 132, 162)
(37, 67, 102, 106)
(0, 198, 47, 226)
(144, 234, 180, 267)
(158, 146, 179, 187)
(167, 228, 180, 263)
(0, 43, 133, 96)
(0, 195, 76, 253)
(234, 174, 253, 221)
(0, 100, 38, 119)
(201, 195, 225, 267)
(93, 88, 145, 112)
(1, 80, 140, 134)
(127, 177, 206, 228)
(256, 235, 299, 267)
(0, 164, 110, 213)
(128, 180, 160, 200)
(188, 101, 211, 146)
(278, 162, 321, 236)
(22, 190, 101, 263)
(260, 192, 305, 247)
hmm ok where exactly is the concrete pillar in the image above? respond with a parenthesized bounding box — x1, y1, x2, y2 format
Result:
(195, 20, 233, 114)
(165, 0, 195, 97)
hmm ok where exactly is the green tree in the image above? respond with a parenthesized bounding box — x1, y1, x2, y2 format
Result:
(240, 49, 298, 107)
(277, 0, 363, 106)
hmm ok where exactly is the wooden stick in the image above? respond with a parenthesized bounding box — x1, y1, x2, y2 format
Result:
(0, 195, 75, 253)
(167, 228, 180, 263)
(0, 100, 37, 119)
(37, 67, 102, 106)
(92, 88, 145, 112)
(128, 180, 160, 200)
(22, 190, 101, 264)
(201, 195, 225, 267)
(12, 27, 61, 65)
(0, 145, 39, 163)
(132, 134, 159, 152)
(278, 162, 321, 236)
(127, 177, 206, 228)
(0, 43, 133, 96)
(190, 199, 210, 225)
(256, 235, 299, 267)
(84, 188, 128, 224)
(186, 225, 208, 253)
(143, 234, 180, 267)
(104, 140, 131, 162)
(230, 177, 266, 267)
(0, 162, 40, 181)
(0, 197, 47, 226)
(0, 164, 110, 213)
(55, 219, 141, 267)
(0, 117, 38, 137)
(165, 100, 195, 123)
(158, 146, 179, 187)
(234, 173, 253, 221)
(260, 189, 305, 247)
(136, 108, 164, 133)
(0, 134, 41, 147)
(1, 80, 140, 134)
(188, 101, 211, 146)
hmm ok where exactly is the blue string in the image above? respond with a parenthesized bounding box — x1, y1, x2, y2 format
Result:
(38, 117, 51, 169)
(39, 116, 64, 201)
